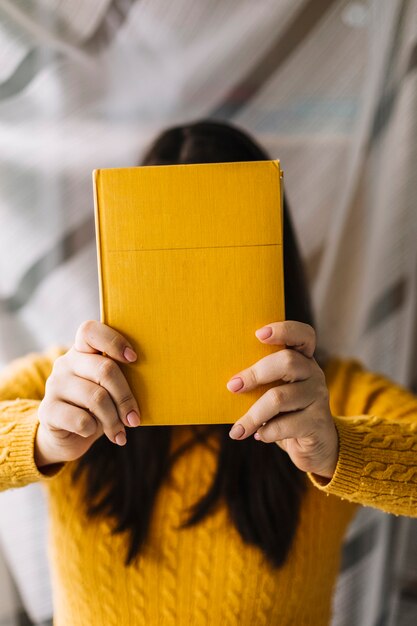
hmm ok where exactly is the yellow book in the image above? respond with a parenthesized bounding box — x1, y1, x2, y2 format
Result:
(93, 160, 285, 425)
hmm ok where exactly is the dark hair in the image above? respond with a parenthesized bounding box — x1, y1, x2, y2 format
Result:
(73, 119, 323, 569)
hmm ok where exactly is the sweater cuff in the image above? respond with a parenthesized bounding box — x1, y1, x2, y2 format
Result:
(1, 400, 66, 487)
(307, 414, 369, 498)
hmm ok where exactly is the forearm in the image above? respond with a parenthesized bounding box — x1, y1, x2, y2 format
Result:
(0, 400, 64, 491)
(308, 413, 417, 516)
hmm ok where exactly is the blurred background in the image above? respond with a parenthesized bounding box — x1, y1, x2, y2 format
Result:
(0, 1, 416, 625)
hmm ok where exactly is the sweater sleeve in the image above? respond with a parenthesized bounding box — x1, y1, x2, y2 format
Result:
(0, 345, 69, 491)
(307, 358, 417, 517)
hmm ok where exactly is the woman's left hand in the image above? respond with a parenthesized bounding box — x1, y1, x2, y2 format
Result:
(227, 320, 339, 480)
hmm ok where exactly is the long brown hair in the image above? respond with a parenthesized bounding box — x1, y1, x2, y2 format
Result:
(73, 119, 323, 568)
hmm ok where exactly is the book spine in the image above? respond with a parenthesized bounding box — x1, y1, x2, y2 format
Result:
(92, 170, 106, 326)
(272, 160, 286, 322)
(279, 166, 285, 321)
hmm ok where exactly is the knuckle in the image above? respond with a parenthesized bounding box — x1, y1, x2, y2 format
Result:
(37, 398, 51, 424)
(110, 333, 124, 352)
(118, 393, 134, 407)
(98, 358, 117, 381)
(76, 319, 96, 341)
(91, 385, 108, 407)
(52, 354, 66, 373)
(319, 384, 329, 403)
(248, 367, 259, 387)
(246, 412, 259, 430)
(317, 368, 327, 386)
(75, 413, 93, 434)
(282, 349, 297, 370)
(66, 346, 78, 363)
(314, 377, 328, 402)
(284, 319, 296, 335)
(307, 324, 317, 344)
(267, 386, 283, 407)
(45, 374, 59, 397)
(271, 425, 283, 442)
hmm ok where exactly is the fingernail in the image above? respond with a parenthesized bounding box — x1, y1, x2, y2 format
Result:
(115, 431, 127, 446)
(255, 326, 273, 340)
(124, 347, 137, 362)
(227, 377, 244, 392)
(229, 424, 245, 439)
(254, 432, 261, 440)
(126, 410, 140, 427)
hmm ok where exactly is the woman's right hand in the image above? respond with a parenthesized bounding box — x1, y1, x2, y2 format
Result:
(35, 320, 141, 468)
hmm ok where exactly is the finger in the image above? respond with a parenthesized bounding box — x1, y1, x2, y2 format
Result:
(226, 348, 314, 393)
(54, 375, 126, 445)
(254, 408, 316, 443)
(66, 352, 141, 427)
(254, 321, 316, 358)
(46, 399, 103, 440)
(274, 439, 288, 452)
(229, 379, 316, 440)
(74, 320, 137, 363)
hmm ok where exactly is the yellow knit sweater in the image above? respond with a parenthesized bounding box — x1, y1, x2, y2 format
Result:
(1, 347, 417, 626)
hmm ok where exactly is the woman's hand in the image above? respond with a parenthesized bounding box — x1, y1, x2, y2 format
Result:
(35, 320, 141, 468)
(226, 321, 338, 480)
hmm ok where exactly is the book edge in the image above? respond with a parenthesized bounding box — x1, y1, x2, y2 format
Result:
(92, 169, 106, 326)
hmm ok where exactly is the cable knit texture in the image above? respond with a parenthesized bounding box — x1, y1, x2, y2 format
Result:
(0, 348, 417, 625)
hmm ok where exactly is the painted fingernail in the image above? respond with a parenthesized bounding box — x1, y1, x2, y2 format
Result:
(227, 377, 244, 392)
(254, 432, 261, 440)
(255, 326, 273, 340)
(229, 424, 245, 439)
(124, 347, 137, 362)
(127, 411, 140, 427)
(115, 431, 127, 446)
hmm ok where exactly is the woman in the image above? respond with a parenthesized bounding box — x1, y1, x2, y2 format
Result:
(1, 120, 416, 626)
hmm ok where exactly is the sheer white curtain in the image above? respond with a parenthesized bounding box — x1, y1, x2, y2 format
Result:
(0, 1, 416, 624)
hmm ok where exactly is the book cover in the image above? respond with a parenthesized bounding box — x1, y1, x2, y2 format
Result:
(93, 160, 285, 425)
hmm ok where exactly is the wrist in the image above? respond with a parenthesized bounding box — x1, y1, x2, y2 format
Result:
(317, 440, 339, 482)
(34, 424, 61, 468)
(316, 455, 338, 480)
(311, 424, 339, 481)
